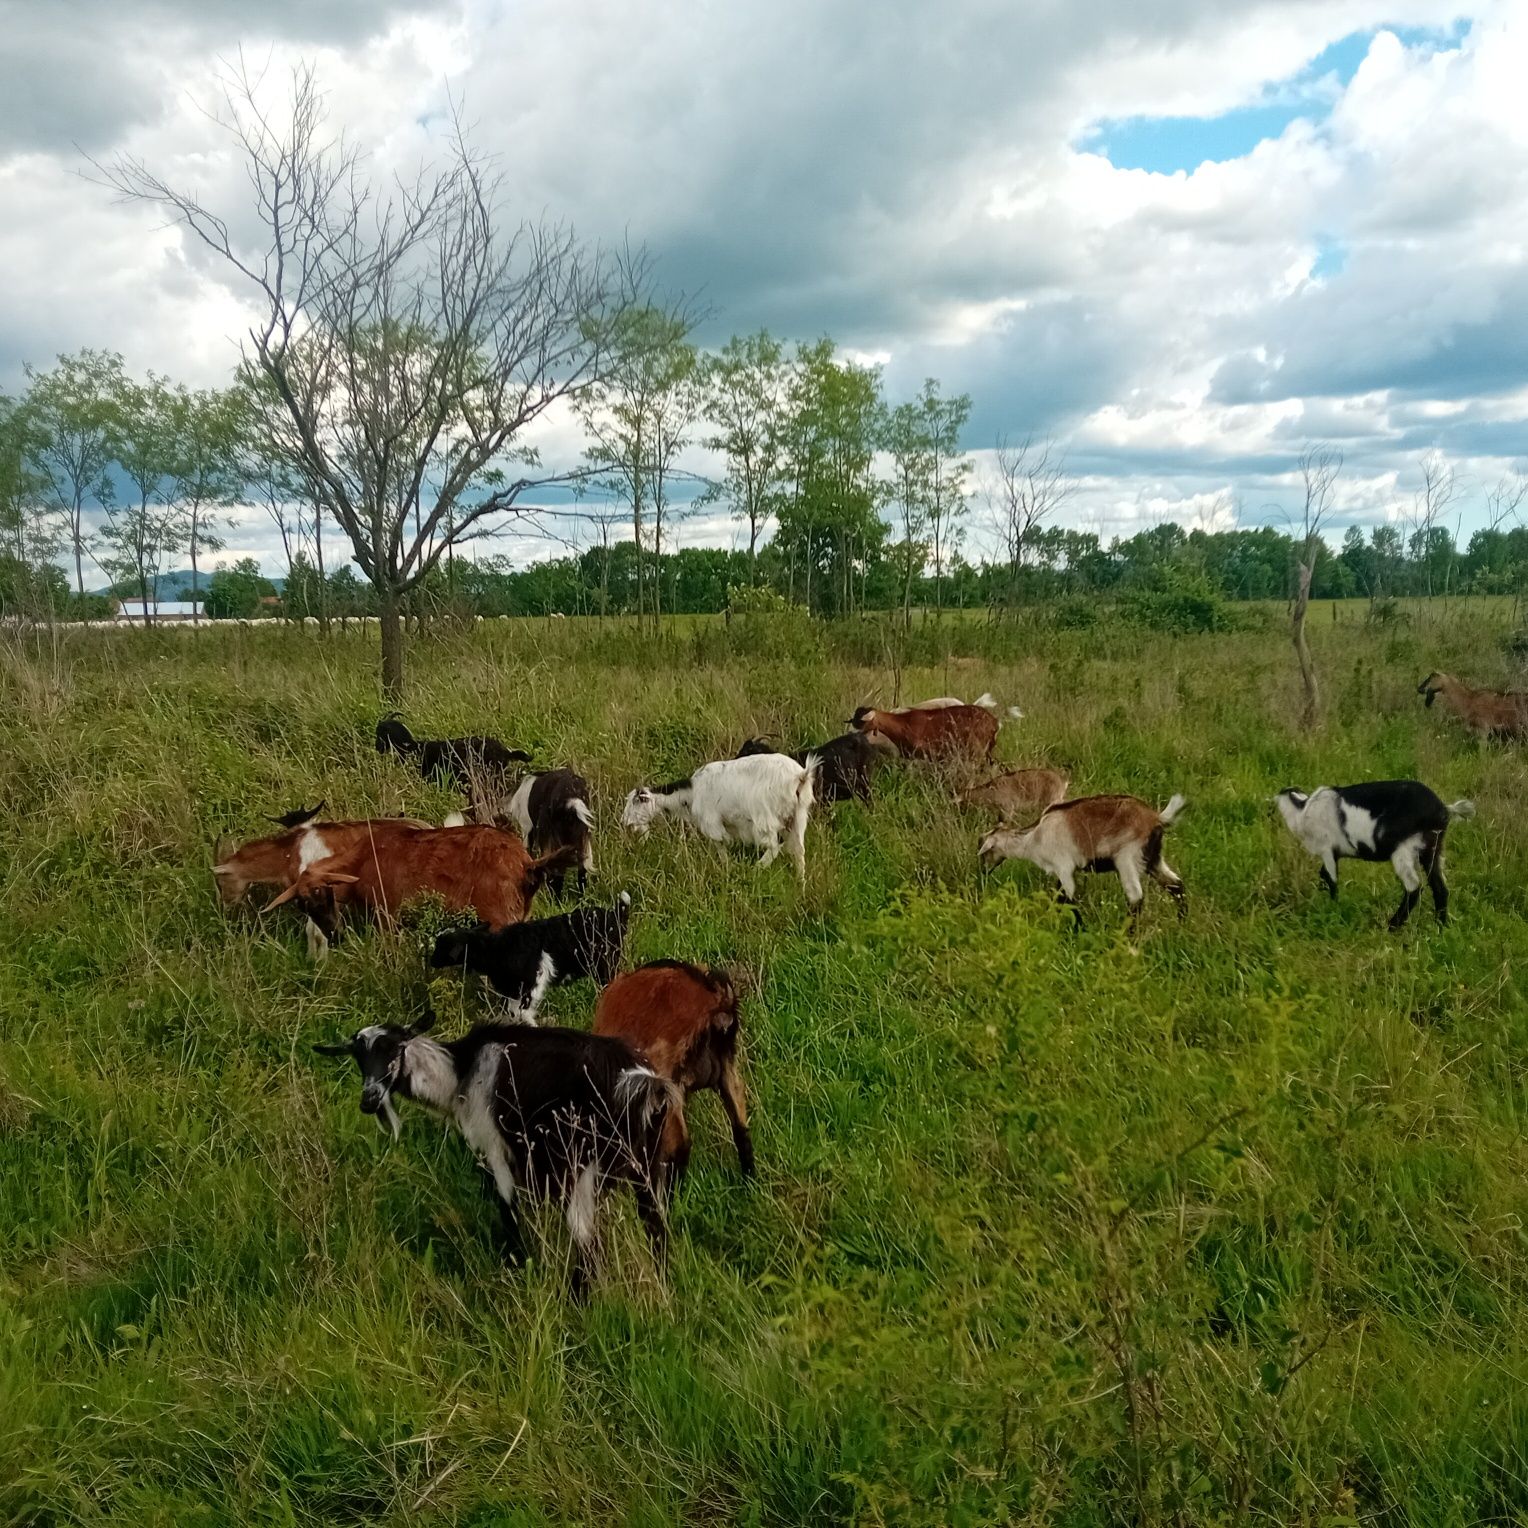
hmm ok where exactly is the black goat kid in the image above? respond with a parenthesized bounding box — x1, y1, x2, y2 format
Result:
(375, 714, 529, 791)
(430, 893, 631, 1019)
(314, 1016, 680, 1296)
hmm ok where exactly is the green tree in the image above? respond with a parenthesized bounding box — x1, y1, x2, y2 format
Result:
(164, 385, 244, 624)
(22, 349, 124, 597)
(702, 331, 787, 581)
(879, 398, 932, 628)
(100, 373, 185, 624)
(916, 379, 971, 617)
(578, 307, 701, 630)
(203, 557, 275, 620)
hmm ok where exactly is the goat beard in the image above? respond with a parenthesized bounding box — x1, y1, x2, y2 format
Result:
(375, 1094, 402, 1140)
(1424, 691, 1436, 707)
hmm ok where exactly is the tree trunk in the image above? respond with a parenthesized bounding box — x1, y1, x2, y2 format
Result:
(379, 580, 405, 700)
(1292, 559, 1319, 730)
(190, 509, 201, 627)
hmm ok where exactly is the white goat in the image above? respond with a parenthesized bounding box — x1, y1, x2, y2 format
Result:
(622, 752, 818, 879)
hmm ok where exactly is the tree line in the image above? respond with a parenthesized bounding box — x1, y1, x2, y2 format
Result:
(2, 66, 1525, 694)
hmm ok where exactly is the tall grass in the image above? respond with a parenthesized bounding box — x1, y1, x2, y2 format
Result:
(2, 608, 1526, 1525)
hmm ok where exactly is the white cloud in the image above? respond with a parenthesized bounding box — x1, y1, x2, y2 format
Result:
(4, 0, 1527, 578)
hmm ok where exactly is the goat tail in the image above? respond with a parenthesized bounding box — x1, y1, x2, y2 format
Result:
(566, 797, 595, 830)
(796, 754, 820, 814)
(973, 692, 997, 710)
(615, 1066, 685, 1129)
(1160, 792, 1188, 825)
(1446, 798, 1477, 821)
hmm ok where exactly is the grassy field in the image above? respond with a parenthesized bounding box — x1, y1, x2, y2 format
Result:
(2, 606, 1527, 1526)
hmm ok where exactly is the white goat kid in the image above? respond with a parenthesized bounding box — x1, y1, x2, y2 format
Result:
(623, 753, 818, 879)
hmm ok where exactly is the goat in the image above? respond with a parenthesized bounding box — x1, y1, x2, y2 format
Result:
(593, 960, 754, 1185)
(375, 713, 531, 791)
(1274, 780, 1475, 929)
(212, 817, 432, 906)
(980, 792, 1187, 929)
(263, 824, 578, 948)
(622, 752, 817, 879)
(500, 768, 595, 896)
(1417, 672, 1528, 741)
(735, 730, 894, 803)
(848, 703, 998, 764)
(265, 800, 327, 829)
(959, 767, 1070, 822)
(314, 1016, 681, 1295)
(430, 893, 632, 1020)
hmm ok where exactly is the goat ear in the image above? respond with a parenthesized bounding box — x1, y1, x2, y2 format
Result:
(314, 872, 361, 887)
(409, 1008, 437, 1035)
(263, 883, 302, 911)
(312, 1040, 352, 1057)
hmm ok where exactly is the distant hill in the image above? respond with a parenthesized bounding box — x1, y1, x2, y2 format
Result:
(95, 569, 286, 599)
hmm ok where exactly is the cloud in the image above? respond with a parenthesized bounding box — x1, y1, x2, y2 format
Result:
(4, 0, 1527, 579)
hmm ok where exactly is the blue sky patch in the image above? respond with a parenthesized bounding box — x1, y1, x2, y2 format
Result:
(1084, 23, 1470, 175)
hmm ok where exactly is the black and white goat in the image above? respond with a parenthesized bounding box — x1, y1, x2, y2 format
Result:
(314, 1016, 681, 1295)
(429, 893, 631, 1020)
(502, 768, 595, 896)
(1274, 780, 1475, 929)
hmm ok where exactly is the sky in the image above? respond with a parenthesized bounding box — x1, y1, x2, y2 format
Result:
(2, 0, 1526, 576)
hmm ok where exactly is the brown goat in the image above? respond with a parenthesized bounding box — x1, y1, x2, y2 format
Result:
(592, 960, 753, 1184)
(264, 825, 578, 945)
(959, 767, 1070, 822)
(212, 818, 431, 905)
(1418, 672, 1528, 740)
(847, 703, 998, 763)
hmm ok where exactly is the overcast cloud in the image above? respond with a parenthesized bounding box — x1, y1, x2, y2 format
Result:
(2, 0, 1524, 573)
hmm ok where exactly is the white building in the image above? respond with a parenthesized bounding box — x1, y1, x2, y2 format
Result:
(114, 599, 201, 623)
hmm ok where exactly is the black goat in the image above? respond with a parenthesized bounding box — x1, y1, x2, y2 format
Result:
(430, 893, 631, 1019)
(265, 800, 326, 829)
(736, 730, 891, 803)
(1274, 780, 1476, 929)
(375, 714, 530, 791)
(314, 1016, 681, 1295)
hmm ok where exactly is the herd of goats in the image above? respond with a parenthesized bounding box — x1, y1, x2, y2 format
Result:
(206, 667, 1512, 1294)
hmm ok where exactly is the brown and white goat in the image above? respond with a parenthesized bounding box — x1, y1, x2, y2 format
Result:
(959, 767, 1070, 822)
(1417, 672, 1528, 740)
(979, 792, 1187, 928)
(212, 817, 432, 906)
(847, 703, 998, 763)
(264, 824, 578, 948)
(592, 960, 754, 1184)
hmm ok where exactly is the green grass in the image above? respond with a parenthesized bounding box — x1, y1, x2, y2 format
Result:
(2, 608, 1527, 1526)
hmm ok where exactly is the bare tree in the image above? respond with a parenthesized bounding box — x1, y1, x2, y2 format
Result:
(1485, 470, 1527, 532)
(1292, 446, 1341, 729)
(100, 62, 648, 696)
(988, 435, 1073, 616)
(1406, 452, 1458, 598)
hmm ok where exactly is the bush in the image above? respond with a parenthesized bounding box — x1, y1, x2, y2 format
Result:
(1118, 568, 1236, 634)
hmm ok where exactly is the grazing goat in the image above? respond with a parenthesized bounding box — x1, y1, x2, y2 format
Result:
(959, 767, 1070, 822)
(593, 961, 754, 1183)
(1274, 780, 1475, 929)
(212, 817, 432, 906)
(265, 800, 327, 829)
(735, 731, 894, 803)
(980, 793, 1187, 929)
(375, 713, 531, 790)
(501, 768, 595, 896)
(848, 702, 998, 763)
(623, 753, 817, 879)
(315, 1017, 680, 1295)
(430, 893, 632, 1020)
(264, 824, 578, 947)
(1417, 672, 1528, 741)
(904, 692, 1019, 715)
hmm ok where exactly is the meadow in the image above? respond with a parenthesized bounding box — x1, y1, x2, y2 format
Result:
(2, 604, 1526, 1527)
